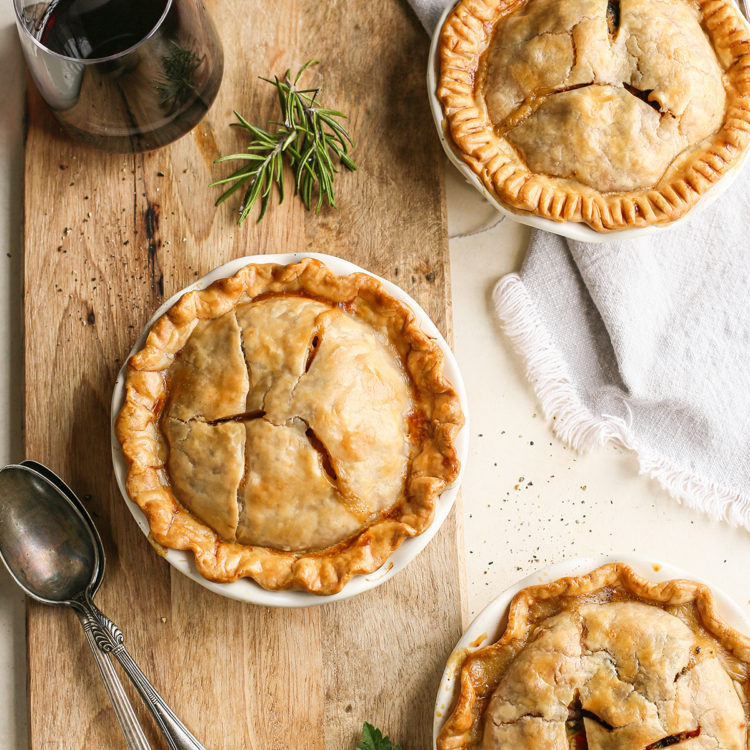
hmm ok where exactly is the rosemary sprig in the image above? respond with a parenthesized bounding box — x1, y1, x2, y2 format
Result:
(211, 60, 356, 225)
(155, 40, 204, 110)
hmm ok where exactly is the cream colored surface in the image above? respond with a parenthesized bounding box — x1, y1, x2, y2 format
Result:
(1, 6, 750, 743)
(447, 166, 750, 627)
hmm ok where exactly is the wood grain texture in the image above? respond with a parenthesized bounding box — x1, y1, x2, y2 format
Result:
(24, 1, 466, 748)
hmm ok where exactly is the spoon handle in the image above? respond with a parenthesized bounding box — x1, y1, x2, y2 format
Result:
(80, 600, 207, 750)
(76, 611, 152, 750)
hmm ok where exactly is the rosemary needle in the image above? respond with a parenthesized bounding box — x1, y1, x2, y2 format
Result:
(211, 60, 357, 225)
(155, 41, 204, 111)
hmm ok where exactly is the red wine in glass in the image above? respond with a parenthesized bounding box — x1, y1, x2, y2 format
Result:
(15, 0, 223, 152)
(39, 0, 170, 59)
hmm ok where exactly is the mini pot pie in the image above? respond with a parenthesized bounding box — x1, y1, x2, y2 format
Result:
(437, 563, 750, 749)
(115, 258, 464, 595)
(437, 0, 750, 231)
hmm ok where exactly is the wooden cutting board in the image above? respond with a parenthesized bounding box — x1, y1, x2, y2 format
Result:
(23, 1, 466, 748)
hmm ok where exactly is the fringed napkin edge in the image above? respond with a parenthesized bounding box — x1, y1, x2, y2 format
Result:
(493, 272, 750, 530)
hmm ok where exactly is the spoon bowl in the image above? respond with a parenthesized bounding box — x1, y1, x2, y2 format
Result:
(18, 459, 105, 594)
(0, 464, 98, 604)
(0, 461, 206, 750)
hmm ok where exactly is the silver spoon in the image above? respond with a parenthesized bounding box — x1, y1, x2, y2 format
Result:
(16, 461, 149, 749)
(0, 462, 206, 750)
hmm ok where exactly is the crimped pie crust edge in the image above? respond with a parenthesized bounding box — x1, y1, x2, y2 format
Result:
(437, 0, 750, 232)
(436, 561, 750, 748)
(115, 257, 464, 595)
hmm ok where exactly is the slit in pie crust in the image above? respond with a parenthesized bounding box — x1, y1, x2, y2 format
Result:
(437, 0, 750, 231)
(115, 258, 464, 595)
(436, 562, 750, 749)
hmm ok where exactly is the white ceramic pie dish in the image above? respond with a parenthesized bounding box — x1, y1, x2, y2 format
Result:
(432, 553, 750, 746)
(111, 252, 469, 608)
(427, 2, 750, 244)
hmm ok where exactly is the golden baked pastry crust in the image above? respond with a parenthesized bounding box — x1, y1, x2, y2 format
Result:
(437, 0, 750, 231)
(437, 562, 750, 749)
(115, 258, 463, 595)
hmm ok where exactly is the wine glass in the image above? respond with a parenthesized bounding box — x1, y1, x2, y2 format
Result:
(13, 0, 224, 152)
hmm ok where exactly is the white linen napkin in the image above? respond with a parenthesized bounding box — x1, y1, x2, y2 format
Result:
(409, 0, 750, 526)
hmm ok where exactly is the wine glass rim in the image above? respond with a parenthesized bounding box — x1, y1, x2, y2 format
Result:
(13, 0, 175, 65)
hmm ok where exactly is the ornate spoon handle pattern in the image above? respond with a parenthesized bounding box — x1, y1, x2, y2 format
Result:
(75, 610, 152, 750)
(76, 596, 206, 750)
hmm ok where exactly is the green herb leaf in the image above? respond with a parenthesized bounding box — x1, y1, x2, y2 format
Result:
(357, 722, 402, 750)
(155, 40, 204, 111)
(211, 60, 356, 225)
